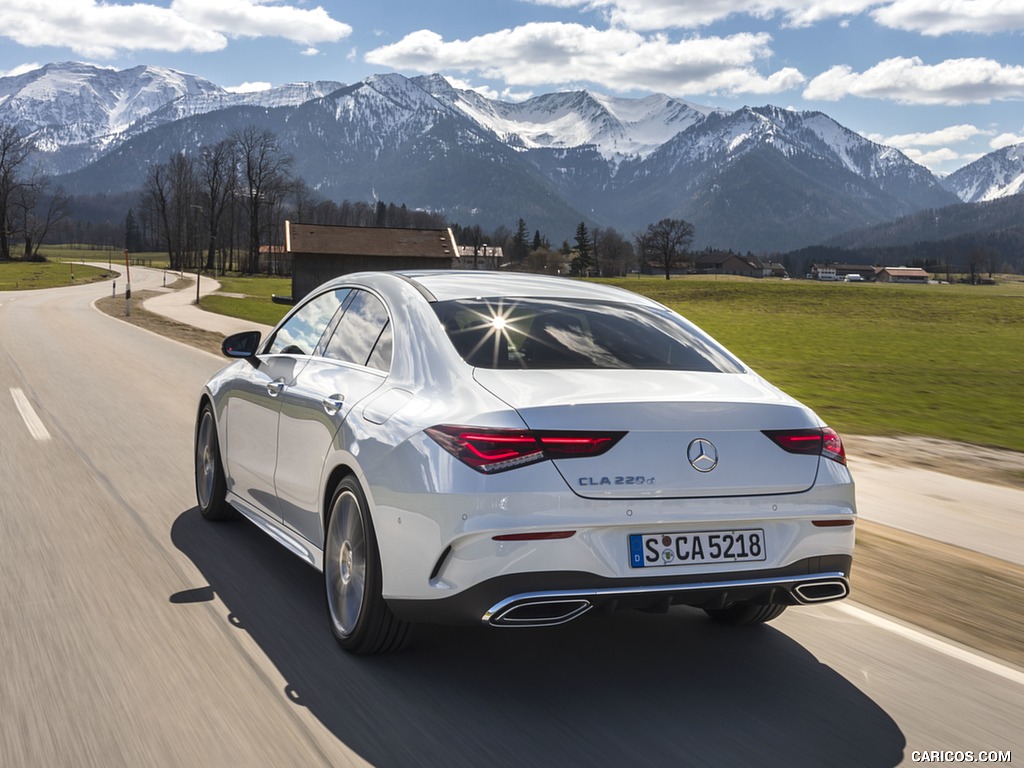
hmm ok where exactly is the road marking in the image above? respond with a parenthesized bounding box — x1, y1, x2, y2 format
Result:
(10, 388, 51, 441)
(835, 602, 1024, 687)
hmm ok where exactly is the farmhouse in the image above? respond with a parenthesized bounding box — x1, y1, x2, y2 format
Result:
(285, 222, 458, 301)
(456, 245, 504, 270)
(694, 253, 787, 278)
(875, 266, 931, 284)
(811, 263, 870, 281)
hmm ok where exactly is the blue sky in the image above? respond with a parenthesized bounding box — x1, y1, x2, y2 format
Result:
(2, 0, 1024, 174)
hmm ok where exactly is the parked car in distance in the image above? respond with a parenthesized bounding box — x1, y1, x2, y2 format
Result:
(844, 274, 865, 282)
(195, 271, 856, 654)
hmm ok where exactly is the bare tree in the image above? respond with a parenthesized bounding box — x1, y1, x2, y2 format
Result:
(11, 170, 71, 260)
(142, 162, 175, 266)
(643, 218, 695, 279)
(0, 123, 34, 261)
(232, 126, 293, 274)
(198, 139, 236, 272)
(593, 226, 633, 277)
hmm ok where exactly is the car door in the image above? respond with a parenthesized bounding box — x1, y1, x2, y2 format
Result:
(274, 288, 393, 545)
(223, 287, 349, 519)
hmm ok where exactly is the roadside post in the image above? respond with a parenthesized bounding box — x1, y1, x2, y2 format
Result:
(124, 248, 131, 317)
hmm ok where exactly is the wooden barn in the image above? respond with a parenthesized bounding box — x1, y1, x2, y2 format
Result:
(285, 222, 458, 301)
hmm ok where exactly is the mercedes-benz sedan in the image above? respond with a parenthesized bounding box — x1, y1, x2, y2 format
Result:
(195, 271, 855, 654)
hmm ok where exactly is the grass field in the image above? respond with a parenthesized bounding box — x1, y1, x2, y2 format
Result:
(0, 259, 114, 290)
(198, 274, 294, 327)
(600, 277, 1024, 452)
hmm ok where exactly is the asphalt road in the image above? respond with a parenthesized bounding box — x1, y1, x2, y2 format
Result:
(1, 276, 1021, 767)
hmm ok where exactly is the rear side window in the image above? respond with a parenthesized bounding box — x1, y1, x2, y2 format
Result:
(323, 290, 392, 371)
(432, 298, 744, 372)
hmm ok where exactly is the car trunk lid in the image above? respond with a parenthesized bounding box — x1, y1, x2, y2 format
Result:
(472, 369, 822, 499)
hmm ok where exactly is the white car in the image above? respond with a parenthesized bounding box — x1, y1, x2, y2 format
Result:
(195, 271, 855, 654)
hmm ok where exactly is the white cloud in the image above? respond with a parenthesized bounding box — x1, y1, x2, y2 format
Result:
(366, 23, 805, 97)
(900, 146, 964, 170)
(0, 0, 350, 59)
(804, 57, 1024, 105)
(867, 124, 987, 148)
(1, 62, 43, 78)
(0, 0, 225, 57)
(444, 76, 535, 102)
(301, 47, 320, 57)
(990, 132, 1024, 149)
(873, 0, 1024, 35)
(172, 0, 351, 46)
(524, 0, 884, 29)
(526, 0, 1024, 35)
(225, 81, 273, 93)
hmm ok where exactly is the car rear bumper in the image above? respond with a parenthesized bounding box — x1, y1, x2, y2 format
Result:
(386, 554, 852, 626)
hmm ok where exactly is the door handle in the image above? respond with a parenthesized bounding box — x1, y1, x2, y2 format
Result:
(322, 394, 345, 416)
(267, 379, 286, 397)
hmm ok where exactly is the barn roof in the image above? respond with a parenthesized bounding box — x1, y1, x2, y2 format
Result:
(285, 222, 456, 259)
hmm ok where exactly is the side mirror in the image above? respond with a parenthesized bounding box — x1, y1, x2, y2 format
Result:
(222, 331, 262, 361)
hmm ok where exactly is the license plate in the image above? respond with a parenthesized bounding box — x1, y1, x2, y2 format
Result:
(629, 529, 766, 568)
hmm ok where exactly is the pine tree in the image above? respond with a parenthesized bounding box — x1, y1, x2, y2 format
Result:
(124, 208, 143, 252)
(512, 218, 529, 264)
(571, 221, 594, 276)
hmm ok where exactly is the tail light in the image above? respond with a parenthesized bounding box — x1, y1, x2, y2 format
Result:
(426, 425, 626, 473)
(762, 427, 847, 465)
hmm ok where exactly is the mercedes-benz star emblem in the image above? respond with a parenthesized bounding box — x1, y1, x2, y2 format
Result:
(687, 438, 719, 472)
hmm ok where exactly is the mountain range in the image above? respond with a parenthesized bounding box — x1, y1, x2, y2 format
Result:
(3, 61, 1023, 253)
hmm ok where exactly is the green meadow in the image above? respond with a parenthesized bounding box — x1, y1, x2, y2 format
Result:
(198, 274, 295, 327)
(0, 259, 114, 290)
(600, 277, 1024, 452)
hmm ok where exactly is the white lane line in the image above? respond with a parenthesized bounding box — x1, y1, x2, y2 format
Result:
(835, 602, 1024, 687)
(10, 388, 52, 442)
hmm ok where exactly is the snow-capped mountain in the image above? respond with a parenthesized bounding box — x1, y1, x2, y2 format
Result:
(0, 62, 221, 164)
(140, 79, 345, 124)
(944, 144, 1024, 202)
(0, 61, 991, 250)
(563, 105, 958, 251)
(414, 74, 716, 164)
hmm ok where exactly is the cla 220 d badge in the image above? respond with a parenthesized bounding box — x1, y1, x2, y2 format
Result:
(687, 438, 719, 472)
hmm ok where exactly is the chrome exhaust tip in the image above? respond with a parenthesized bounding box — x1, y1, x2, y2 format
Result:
(793, 579, 849, 603)
(486, 598, 593, 627)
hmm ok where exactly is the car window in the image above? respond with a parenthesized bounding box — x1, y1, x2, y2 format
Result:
(432, 298, 744, 372)
(323, 290, 392, 371)
(266, 288, 349, 356)
(365, 321, 393, 372)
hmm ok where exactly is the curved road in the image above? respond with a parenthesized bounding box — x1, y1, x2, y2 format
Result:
(1, 274, 1021, 767)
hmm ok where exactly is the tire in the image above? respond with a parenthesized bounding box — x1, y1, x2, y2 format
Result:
(704, 602, 787, 626)
(324, 476, 409, 654)
(195, 402, 237, 521)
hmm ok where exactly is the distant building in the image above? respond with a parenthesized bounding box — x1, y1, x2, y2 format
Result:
(285, 222, 457, 301)
(811, 263, 870, 281)
(456, 245, 504, 270)
(694, 253, 788, 278)
(875, 266, 931, 284)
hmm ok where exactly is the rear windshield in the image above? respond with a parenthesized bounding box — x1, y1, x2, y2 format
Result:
(432, 298, 744, 372)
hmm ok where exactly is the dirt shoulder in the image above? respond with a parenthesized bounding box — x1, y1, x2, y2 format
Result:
(854, 520, 1024, 668)
(96, 290, 1024, 667)
(95, 288, 226, 357)
(846, 434, 1024, 490)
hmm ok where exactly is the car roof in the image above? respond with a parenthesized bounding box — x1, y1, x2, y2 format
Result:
(397, 270, 662, 306)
